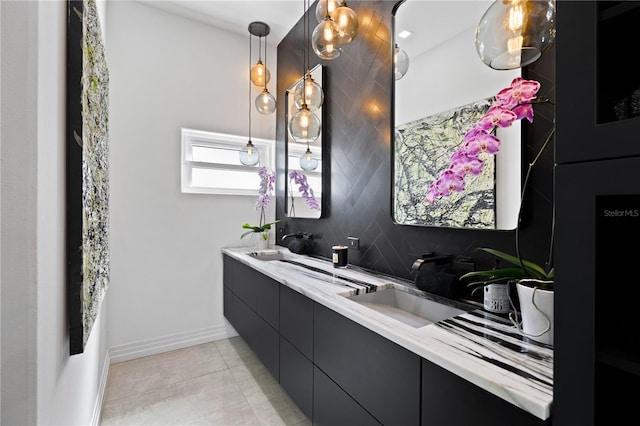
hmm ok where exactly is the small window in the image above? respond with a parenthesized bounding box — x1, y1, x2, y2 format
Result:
(181, 128, 274, 195)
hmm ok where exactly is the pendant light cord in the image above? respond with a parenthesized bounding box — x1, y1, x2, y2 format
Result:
(264, 33, 268, 90)
(248, 31, 252, 141)
(302, 0, 308, 105)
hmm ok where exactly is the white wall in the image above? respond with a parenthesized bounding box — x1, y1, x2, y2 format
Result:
(106, 1, 277, 361)
(1, 1, 109, 425)
(396, 26, 518, 125)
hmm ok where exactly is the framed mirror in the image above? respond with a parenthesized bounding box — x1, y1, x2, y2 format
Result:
(393, 0, 522, 230)
(285, 64, 324, 219)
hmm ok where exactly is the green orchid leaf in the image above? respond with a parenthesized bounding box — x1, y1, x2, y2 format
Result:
(240, 219, 286, 239)
(461, 267, 529, 281)
(240, 230, 258, 239)
(474, 247, 550, 279)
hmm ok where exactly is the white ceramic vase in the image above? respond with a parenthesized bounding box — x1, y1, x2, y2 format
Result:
(516, 281, 554, 345)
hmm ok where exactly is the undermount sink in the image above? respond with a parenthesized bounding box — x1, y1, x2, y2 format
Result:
(248, 250, 286, 261)
(345, 288, 467, 328)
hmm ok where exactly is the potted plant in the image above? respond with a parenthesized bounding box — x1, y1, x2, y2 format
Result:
(461, 247, 554, 345)
(241, 167, 285, 249)
(423, 77, 555, 345)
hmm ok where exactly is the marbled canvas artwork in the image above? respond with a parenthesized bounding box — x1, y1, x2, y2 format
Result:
(394, 98, 496, 229)
(67, 0, 110, 354)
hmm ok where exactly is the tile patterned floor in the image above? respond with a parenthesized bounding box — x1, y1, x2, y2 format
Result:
(100, 337, 311, 426)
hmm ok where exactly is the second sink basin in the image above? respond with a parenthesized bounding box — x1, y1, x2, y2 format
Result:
(346, 288, 467, 328)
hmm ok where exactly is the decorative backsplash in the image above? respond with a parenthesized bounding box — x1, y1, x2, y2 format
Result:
(276, 0, 555, 283)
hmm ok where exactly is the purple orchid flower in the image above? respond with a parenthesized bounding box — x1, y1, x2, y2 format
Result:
(425, 77, 542, 205)
(289, 170, 320, 211)
(463, 129, 501, 156)
(256, 166, 275, 210)
(475, 105, 517, 130)
(450, 154, 484, 176)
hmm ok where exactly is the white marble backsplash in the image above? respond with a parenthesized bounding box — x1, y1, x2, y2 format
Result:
(223, 247, 553, 420)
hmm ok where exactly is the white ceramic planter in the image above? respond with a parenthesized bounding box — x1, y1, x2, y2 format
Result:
(253, 231, 269, 250)
(516, 282, 554, 345)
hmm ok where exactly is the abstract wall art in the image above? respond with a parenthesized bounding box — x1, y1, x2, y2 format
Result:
(66, 0, 110, 355)
(394, 98, 496, 229)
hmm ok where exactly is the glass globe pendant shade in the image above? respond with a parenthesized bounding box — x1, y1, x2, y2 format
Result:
(239, 140, 260, 166)
(334, 3, 358, 45)
(255, 88, 276, 114)
(250, 60, 271, 87)
(294, 73, 324, 111)
(300, 147, 319, 171)
(475, 0, 556, 70)
(288, 105, 321, 144)
(394, 44, 410, 80)
(315, 0, 341, 23)
(312, 16, 343, 60)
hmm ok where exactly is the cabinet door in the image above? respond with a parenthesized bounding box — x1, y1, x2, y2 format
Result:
(314, 303, 421, 426)
(224, 255, 279, 331)
(280, 284, 313, 359)
(231, 292, 279, 379)
(254, 271, 279, 332)
(280, 337, 313, 419)
(421, 360, 546, 426)
(555, 158, 640, 426)
(223, 285, 234, 324)
(313, 366, 381, 426)
(556, 1, 640, 163)
(224, 255, 256, 310)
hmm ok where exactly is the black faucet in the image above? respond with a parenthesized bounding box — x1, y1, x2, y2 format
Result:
(411, 253, 474, 299)
(282, 232, 313, 254)
(282, 232, 313, 241)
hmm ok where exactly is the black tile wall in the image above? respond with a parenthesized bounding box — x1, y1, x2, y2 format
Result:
(276, 0, 556, 284)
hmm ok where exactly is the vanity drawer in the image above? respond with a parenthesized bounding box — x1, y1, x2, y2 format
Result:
(313, 302, 421, 426)
(280, 284, 313, 359)
(223, 255, 279, 331)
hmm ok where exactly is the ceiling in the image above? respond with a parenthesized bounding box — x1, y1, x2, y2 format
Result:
(143, 0, 491, 54)
(144, 0, 309, 44)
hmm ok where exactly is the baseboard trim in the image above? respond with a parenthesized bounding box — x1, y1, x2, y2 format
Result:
(109, 324, 237, 364)
(91, 349, 110, 426)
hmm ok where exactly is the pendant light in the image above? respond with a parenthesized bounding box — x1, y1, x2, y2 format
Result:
(254, 28, 276, 114)
(394, 43, 410, 80)
(312, 0, 343, 60)
(289, 0, 321, 144)
(249, 22, 271, 87)
(240, 24, 262, 166)
(288, 101, 321, 144)
(475, 0, 556, 70)
(300, 143, 319, 171)
(315, 0, 358, 47)
(315, 0, 340, 23)
(294, 70, 323, 112)
(294, 2, 324, 112)
(333, 1, 359, 46)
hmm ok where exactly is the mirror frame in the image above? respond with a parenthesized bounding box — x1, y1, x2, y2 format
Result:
(391, 0, 523, 231)
(284, 64, 326, 219)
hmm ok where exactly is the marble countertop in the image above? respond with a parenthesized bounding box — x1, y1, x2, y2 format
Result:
(222, 247, 553, 421)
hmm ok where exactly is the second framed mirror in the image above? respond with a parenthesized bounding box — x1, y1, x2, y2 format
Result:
(285, 64, 325, 219)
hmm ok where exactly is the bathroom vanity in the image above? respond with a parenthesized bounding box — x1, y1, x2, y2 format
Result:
(222, 247, 552, 426)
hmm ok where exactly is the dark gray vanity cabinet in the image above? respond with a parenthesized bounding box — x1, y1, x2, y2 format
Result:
(223, 255, 279, 379)
(313, 302, 421, 426)
(313, 366, 382, 426)
(224, 254, 548, 425)
(421, 360, 548, 426)
(279, 284, 314, 419)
